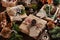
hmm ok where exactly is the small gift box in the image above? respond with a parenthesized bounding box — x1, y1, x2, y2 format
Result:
(37, 4, 59, 21)
(0, 27, 12, 38)
(19, 14, 47, 39)
(6, 5, 27, 21)
(1, 0, 17, 7)
(0, 12, 12, 28)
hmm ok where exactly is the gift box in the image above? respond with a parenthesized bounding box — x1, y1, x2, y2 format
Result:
(6, 5, 27, 21)
(1, 0, 17, 7)
(19, 14, 47, 39)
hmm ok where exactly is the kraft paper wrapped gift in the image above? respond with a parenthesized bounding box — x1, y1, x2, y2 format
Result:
(19, 14, 47, 39)
(1, 0, 17, 7)
(6, 5, 27, 21)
